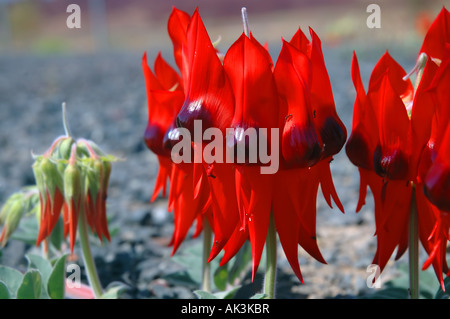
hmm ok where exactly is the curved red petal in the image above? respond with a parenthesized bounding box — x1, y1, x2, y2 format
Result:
(177, 9, 234, 134)
(167, 7, 191, 73)
(274, 41, 321, 168)
(419, 7, 450, 61)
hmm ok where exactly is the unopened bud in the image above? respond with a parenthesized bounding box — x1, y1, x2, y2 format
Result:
(64, 162, 82, 203)
(0, 195, 25, 246)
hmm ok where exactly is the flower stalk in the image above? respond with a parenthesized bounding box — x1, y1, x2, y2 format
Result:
(78, 206, 104, 298)
(201, 217, 213, 292)
(408, 186, 419, 299)
(264, 212, 277, 299)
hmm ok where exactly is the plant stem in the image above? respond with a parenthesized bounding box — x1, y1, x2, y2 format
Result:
(409, 186, 419, 299)
(264, 212, 277, 299)
(78, 210, 103, 298)
(201, 217, 212, 292)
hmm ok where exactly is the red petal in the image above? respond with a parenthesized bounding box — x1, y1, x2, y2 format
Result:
(206, 163, 240, 262)
(167, 7, 191, 73)
(346, 52, 379, 170)
(224, 33, 279, 132)
(154, 52, 182, 91)
(176, 9, 234, 134)
(419, 7, 450, 61)
(308, 28, 347, 158)
(151, 156, 173, 202)
(142, 53, 184, 157)
(235, 166, 273, 281)
(424, 124, 450, 212)
(274, 40, 321, 168)
(370, 69, 410, 180)
(409, 57, 439, 179)
(369, 51, 414, 101)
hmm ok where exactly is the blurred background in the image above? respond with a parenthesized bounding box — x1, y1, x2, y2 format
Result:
(0, 0, 448, 299)
(0, 0, 445, 55)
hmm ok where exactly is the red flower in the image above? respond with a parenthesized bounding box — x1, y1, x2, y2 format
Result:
(347, 44, 450, 287)
(216, 28, 345, 282)
(143, 8, 240, 257)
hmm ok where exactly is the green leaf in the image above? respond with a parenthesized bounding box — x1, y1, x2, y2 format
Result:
(213, 286, 241, 299)
(10, 216, 39, 245)
(361, 263, 441, 299)
(0, 265, 24, 298)
(250, 293, 267, 299)
(227, 241, 252, 284)
(100, 282, 128, 299)
(194, 290, 218, 299)
(26, 253, 53, 299)
(17, 270, 42, 299)
(213, 264, 228, 291)
(0, 281, 11, 299)
(435, 277, 450, 299)
(47, 254, 67, 299)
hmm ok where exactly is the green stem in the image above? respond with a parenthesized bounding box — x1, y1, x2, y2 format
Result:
(201, 217, 212, 292)
(409, 187, 419, 299)
(78, 210, 103, 298)
(264, 212, 277, 299)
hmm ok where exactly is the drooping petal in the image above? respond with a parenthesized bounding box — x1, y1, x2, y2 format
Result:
(206, 163, 240, 262)
(168, 162, 212, 255)
(235, 166, 273, 281)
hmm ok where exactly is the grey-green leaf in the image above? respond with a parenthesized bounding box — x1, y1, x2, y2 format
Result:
(435, 277, 450, 299)
(17, 270, 42, 299)
(193, 290, 218, 299)
(0, 281, 11, 299)
(26, 253, 53, 298)
(47, 254, 67, 299)
(0, 266, 23, 298)
(250, 293, 267, 299)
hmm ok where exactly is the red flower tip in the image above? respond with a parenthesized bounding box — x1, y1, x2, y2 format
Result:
(419, 7, 450, 61)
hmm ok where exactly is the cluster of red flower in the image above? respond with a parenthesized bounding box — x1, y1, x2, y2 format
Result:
(143, 6, 450, 289)
(347, 7, 450, 289)
(142, 7, 346, 283)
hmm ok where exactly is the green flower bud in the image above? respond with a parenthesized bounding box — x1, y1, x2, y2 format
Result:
(63, 162, 83, 203)
(56, 137, 74, 160)
(0, 195, 25, 246)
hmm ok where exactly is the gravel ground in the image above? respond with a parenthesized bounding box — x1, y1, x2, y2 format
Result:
(0, 41, 426, 299)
